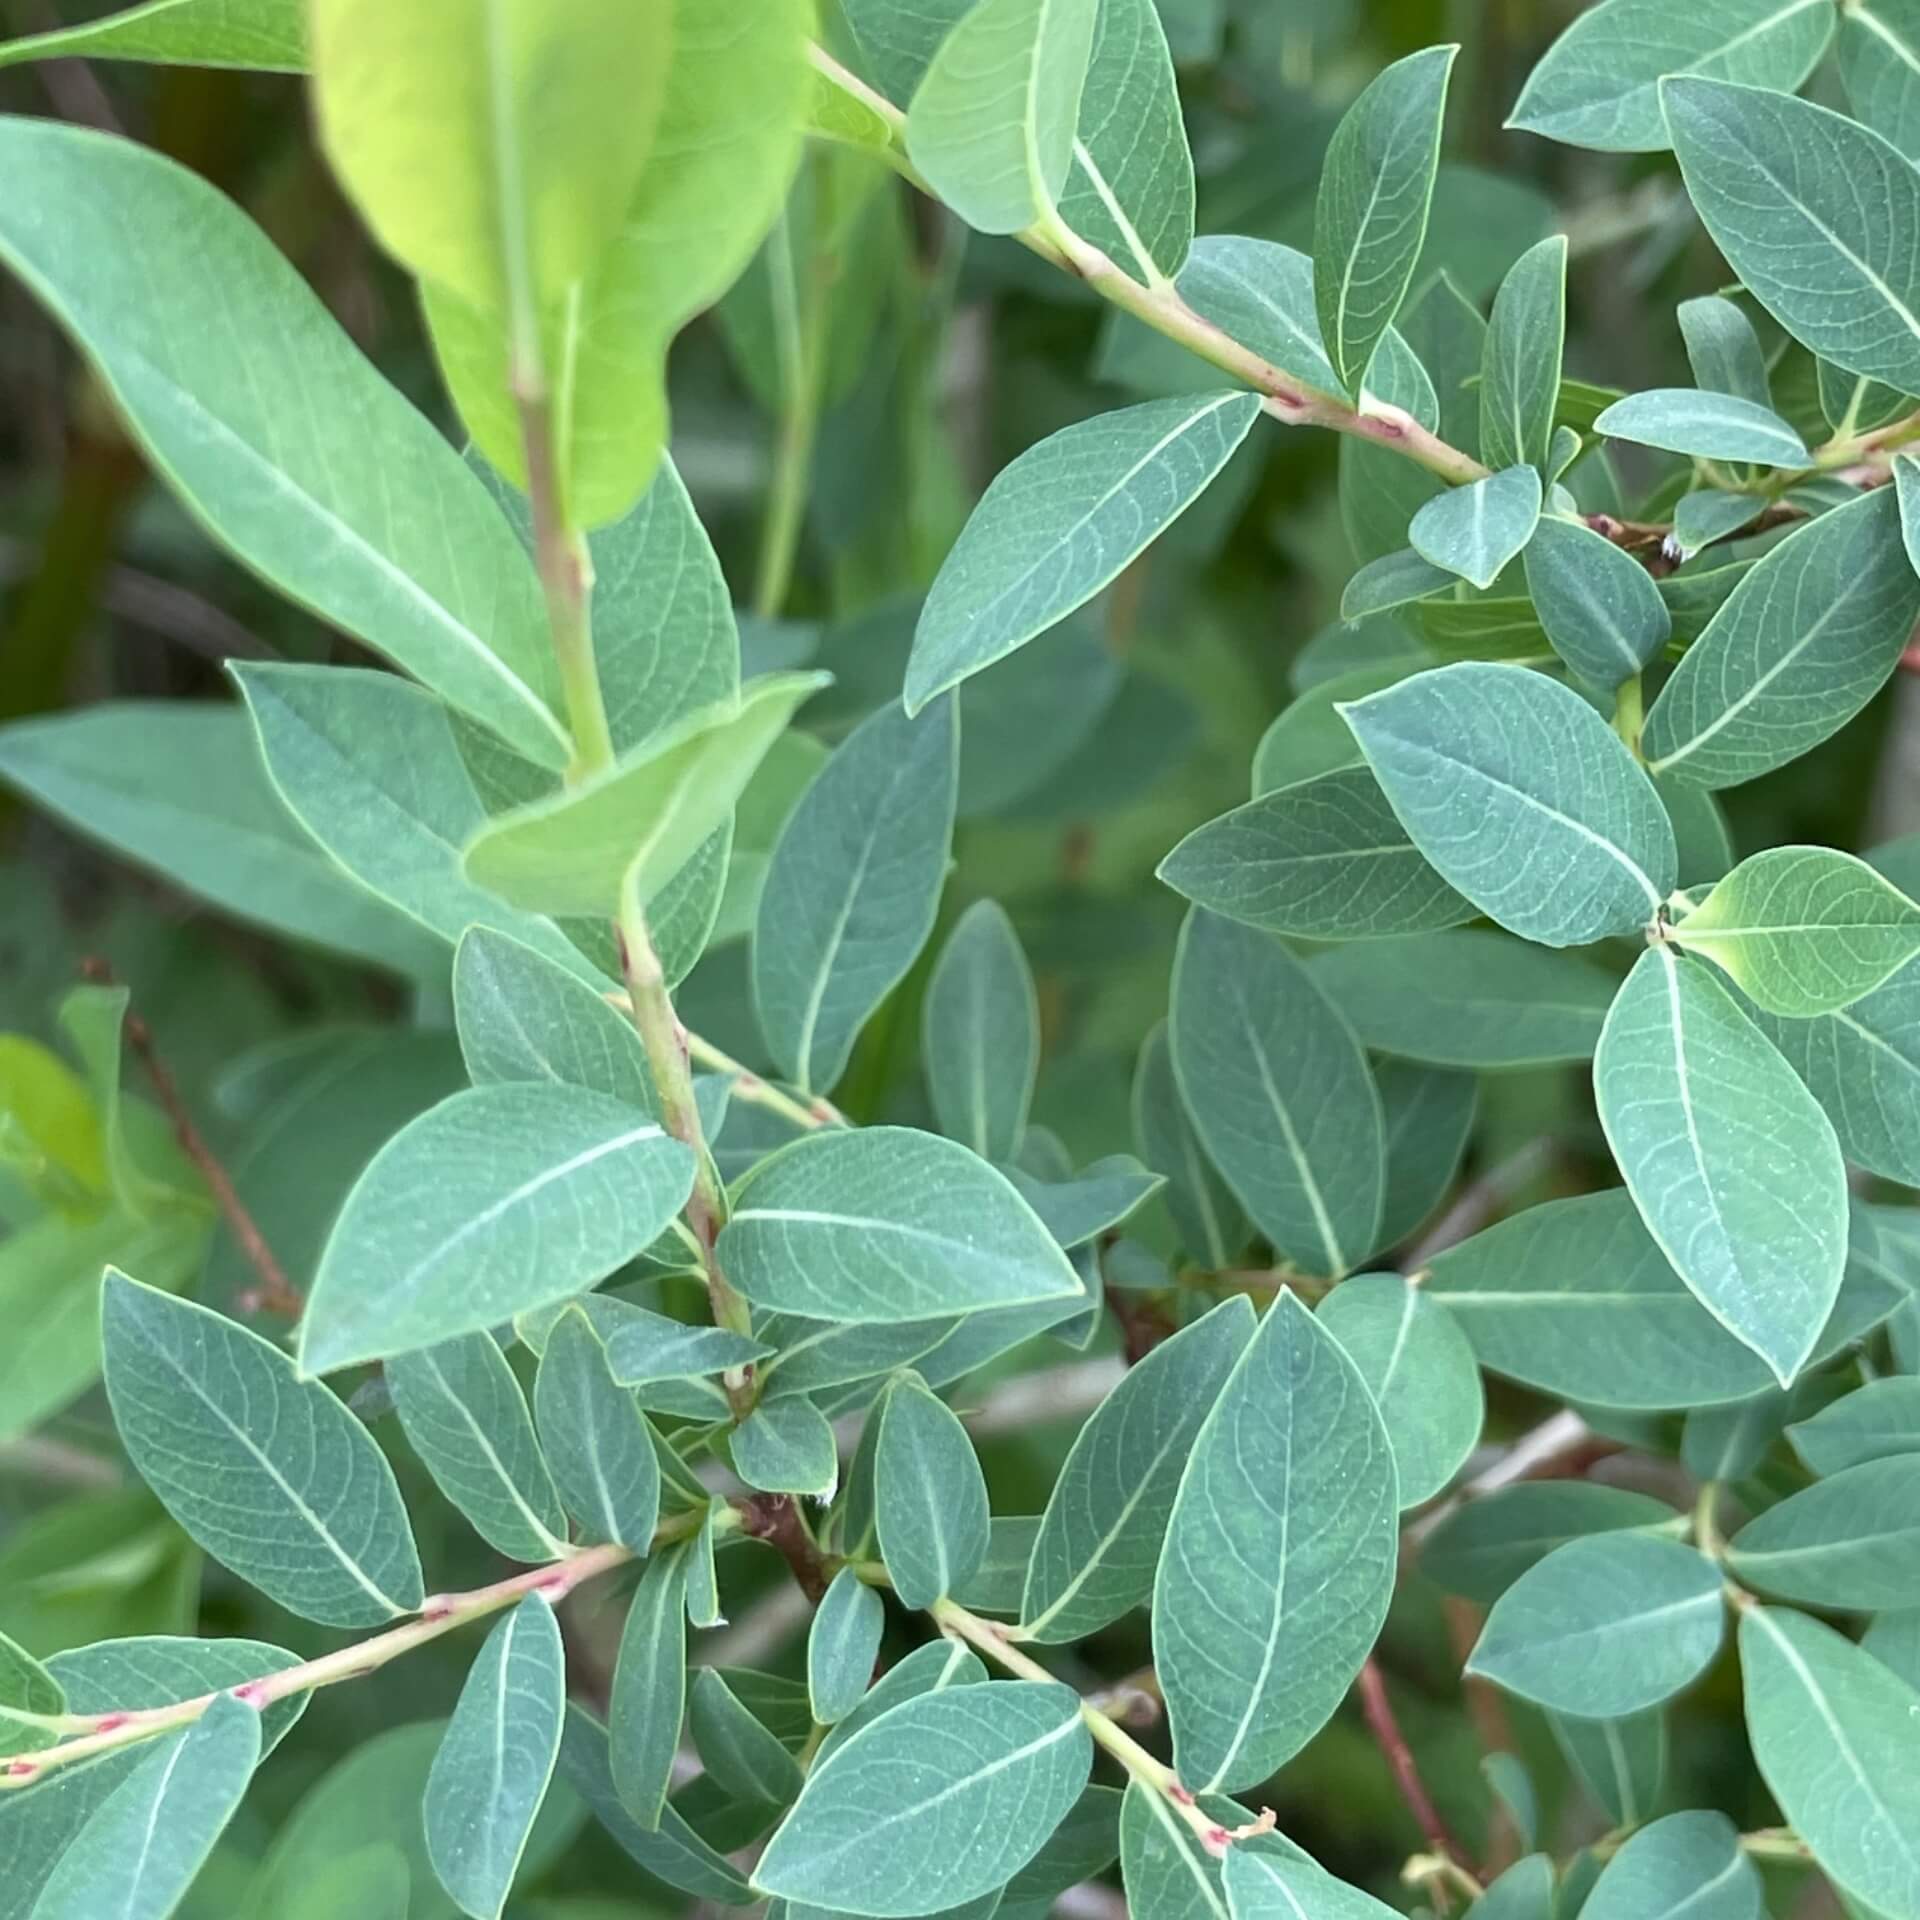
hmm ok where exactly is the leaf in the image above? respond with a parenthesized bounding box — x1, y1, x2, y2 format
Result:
(1671, 846, 1920, 1015)
(1865, 1608, 1920, 1689)
(558, 1706, 752, 1903)
(1466, 1856, 1556, 1920)
(423, 1, 811, 526)
(0, 1630, 62, 1754)
(462, 673, 828, 918)
(1169, 909, 1385, 1279)
(0, 120, 566, 767)
(101, 1271, 422, 1626)
(872, 1372, 990, 1609)
(1594, 388, 1809, 466)
(310, 0, 664, 343)
(424, 1594, 565, 1920)
(1341, 663, 1676, 945)
(1318, 1274, 1484, 1507)
(905, 392, 1260, 711)
(1664, 78, 1920, 394)
(1682, 1388, 1794, 1482)
(1422, 1484, 1683, 1606)
(1341, 328, 1446, 562)
(1132, 1021, 1247, 1269)
(28, 1691, 260, 1920)
(1680, 294, 1773, 406)
(299, 1084, 694, 1373)
(1741, 1606, 1920, 1918)
(752, 697, 958, 1094)
(1839, 0, 1920, 159)
(1158, 767, 1473, 940)
(1155, 1292, 1398, 1792)
(1894, 449, 1920, 587)
(1409, 464, 1542, 592)
(689, 1668, 804, 1807)
(1312, 45, 1457, 396)
(1550, 1709, 1669, 1829)
(1790, 1377, 1920, 1474)
(609, 1543, 689, 1827)
(234, 665, 594, 979)
(386, 1334, 570, 1564)
(753, 1681, 1093, 1915)
(1594, 944, 1849, 1386)
(1175, 237, 1345, 398)
(903, 0, 1096, 235)
(1223, 1850, 1400, 1920)
(1310, 929, 1618, 1069)
(1521, 514, 1673, 692)
(718, 1126, 1082, 1322)
(1466, 1533, 1725, 1717)
(734, 1396, 839, 1499)
(815, 1638, 988, 1765)
(603, 1313, 769, 1387)
(1580, 1810, 1762, 1920)
(0, 705, 442, 980)
(1374, 1060, 1478, 1250)
(1339, 547, 1459, 622)
(1724, 1456, 1920, 1607)
(532, 1309, 662, 1552)
(1022, 1297, 1253, 1643)
(1482, 236, 1567, 472)
(1644, 489, 1920, 787)
(809, 1567, 885, 1725)
(1428, 1189, 1907, 1410)
(1507, 0, 1834, 152)
(1117, 1780, 1290, 1920)
(0, 0, 303, 69)
(923, 901, 1040, 1162)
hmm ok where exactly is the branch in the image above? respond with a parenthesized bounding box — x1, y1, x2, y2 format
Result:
(1355, 1660, 1472, 1878)
(739, 1492, 832, 1604)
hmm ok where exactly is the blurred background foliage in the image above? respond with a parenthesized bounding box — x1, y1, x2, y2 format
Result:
(0, 1, 1892, 1912)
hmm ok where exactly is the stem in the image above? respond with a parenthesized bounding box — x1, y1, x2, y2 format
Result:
(0, 1534, 668, 1789)
(1612, 674, 1645, 763)
(685, 1029, 844, 1130)
(753, 203, 826, 619)
(1355, 1660, 1470, 1873)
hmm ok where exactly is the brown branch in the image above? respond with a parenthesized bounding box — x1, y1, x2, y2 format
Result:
(1355, 1660, 1471, 1884)
(78, 960, 303, 1321)
(739, 1493, 832, 1604)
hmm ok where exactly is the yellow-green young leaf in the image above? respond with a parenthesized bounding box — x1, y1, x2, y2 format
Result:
(424, 1594, 565, 1920)
(101, 1271, 425, 1627)
(0, 1032, 105, 1201)
(425, 1, 811, 527)
(904, 0, 1096, 235)
(1671, 846, 1920, 1016)
(461, 672, 828, 918)
(0, 0, 304, 70)
(873, 1372, 990, 1609)
(310, 0, 666, 346)
(28, 1692, 260, 1920)
(0, 1629, 63, 1754)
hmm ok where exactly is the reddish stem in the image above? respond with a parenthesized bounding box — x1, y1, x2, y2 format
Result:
(1355, 1659, 1470, 1873)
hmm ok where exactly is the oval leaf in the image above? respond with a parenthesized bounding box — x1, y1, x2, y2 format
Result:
(874, 1372, 991, 1609)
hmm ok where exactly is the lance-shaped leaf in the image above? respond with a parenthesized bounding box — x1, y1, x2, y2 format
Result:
(922, 900, 1039, 1162)
(1594, 389, 1809, 466)
(1428, 1189, 1906, 1411)
(1132, 1020, 1248, 1269)
(1595, 945, 1849, 1386)
(1170, 909, 1384, 1279)
(873, 1372, 990, 1609)
(1581, 1811, 1761, 1920)
(1154, 1292, 1398, 1793)
(462, 672, 828, 918)
(603, 1312, 769, 1387)
(387, 1334, 570, 1564)
(718, 1126, 1084, 1322)
(1644, 489, 1920, 788)
(1409, 465, 1542, 591)
(426, 1, 810, 526)
(905, 392, 1260, 711)
(299, 1085, 696, 1373)
(1310, 930, 1618, 1069)
(810, 1567, 885, 1724)
(1313, 45, 1456, 396)
(0, 1630, 63, 1754)
(533, 1309, 662, 1552)
(1422, 1483, 1685, 1606)
(1839, 0, 1920, 159)
(1318, 1274, 1484, 1507)
(310, 0, 665, 341)
(734, 1396, 839, 1499)
(1522, 513, 1672, 692)
(0, 0, 304, 69)
(1022, 1296, 1253, 1643)
(1741, 1606, 1920, 1918)
(1789, 1376, 1920, 1475)
(1466, 1533, 1725, 1717)
(904, 0, 1096, 234)
(0, 120, 567, 767)
(1664, 79, 1920, 393)
(1342, 663, 1675, 946)
(28, 1691, 260, 1920)
(610, 1542, 689, 1826)
(753, 697, 958, 1095)
(1680, 294, 1772, 406)
(753, 1681, 1093, 1915)
(1670, 846, 1920, 1016)
(689, 1669, 804, 1806)
(1340, 547, 1459, 622)
(1724, 1456, 1920, 1608)
(102, 1272, 423, 1626)
(1508, 0, 1834, 152)
(424, 1594, 565, 1920)
(1158, 767, 1473, 940)
(1482, 236, 1567, 472)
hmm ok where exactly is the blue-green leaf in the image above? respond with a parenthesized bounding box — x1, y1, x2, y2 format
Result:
(809, 1567, 885, 1725)
(1482, 236, 1567, 472)
(1594, 388, 1809, 466)
(1522, 514, 1673, 692)
(1724, 1456, 1920, 1608)
(1789, 1377, 1920, 1474)
(1132, 1020, 1248, 1269)
(923, 901, 1039, 1162)
(609, 1543, 689, 1828)
(1409, 465, 1542, 591)
(734, 1395, 839, 1499)
(533, 1308, 662, 1553)
(874, 1372, 990, 1609)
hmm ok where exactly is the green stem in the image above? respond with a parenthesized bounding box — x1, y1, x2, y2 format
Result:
(753, 204, 827, 619)
(1693, 1481, 1727, 1562)
(1612, 674, 1645, 762)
